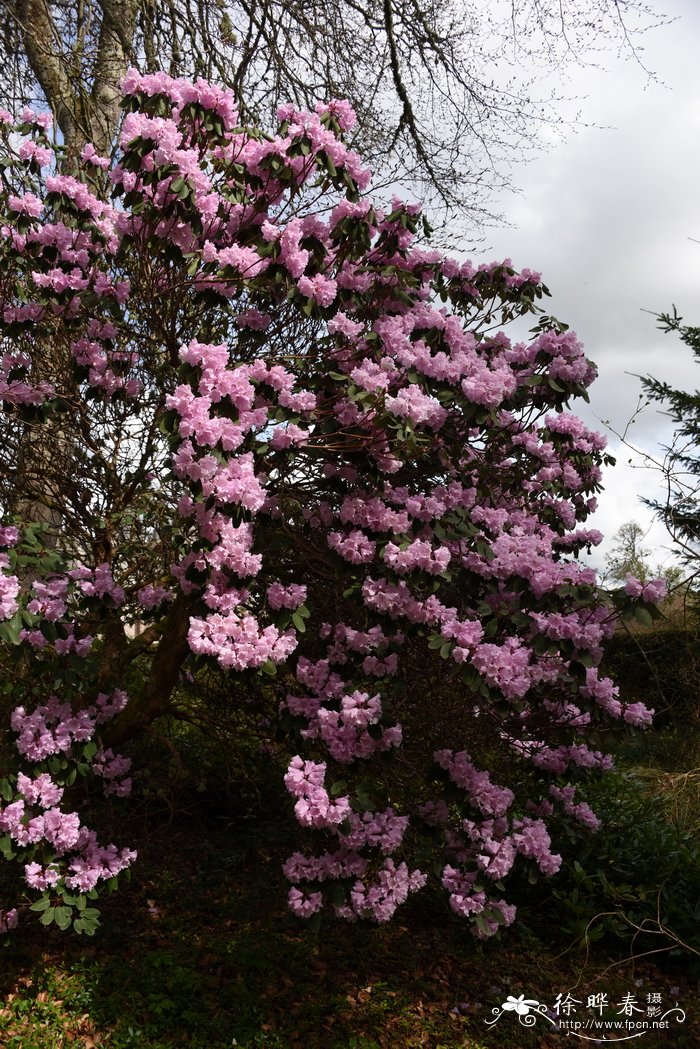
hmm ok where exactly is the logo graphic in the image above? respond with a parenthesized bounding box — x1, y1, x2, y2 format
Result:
(485, 989, 687, 1042)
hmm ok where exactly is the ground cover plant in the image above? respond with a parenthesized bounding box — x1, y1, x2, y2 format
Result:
(0, 71, 668, 947)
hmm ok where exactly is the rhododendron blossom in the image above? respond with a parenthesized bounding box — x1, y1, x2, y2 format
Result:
(0, 71, 661, 937)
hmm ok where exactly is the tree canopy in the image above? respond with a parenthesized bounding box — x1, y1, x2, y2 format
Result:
(1, 0, 671, 228)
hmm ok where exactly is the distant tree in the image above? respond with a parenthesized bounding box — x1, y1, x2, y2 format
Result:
(0, 0, 671, 227)
(605, 519, 682, 589)
(605, 520, 654, 584)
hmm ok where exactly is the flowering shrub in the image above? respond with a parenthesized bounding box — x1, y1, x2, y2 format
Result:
(0, 73, 663, 937)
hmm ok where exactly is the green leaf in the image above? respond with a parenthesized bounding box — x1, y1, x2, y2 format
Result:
(0, 835, 16, 860)
(82, 740, 98, 761)
(354, 787, 375, 811)
(292, 612, 306, 633)
(260, 659, 277, 677)
(474, 913, 490, 935)
(29, 896, 52, 912)
(54, 906, 72, 931)
(0, 615, 23, 646)
(40, 907, 56, 926)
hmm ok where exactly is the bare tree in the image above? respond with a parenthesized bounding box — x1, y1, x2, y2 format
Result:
(604, 519, 682, 587)
(0, 0, 671, 229)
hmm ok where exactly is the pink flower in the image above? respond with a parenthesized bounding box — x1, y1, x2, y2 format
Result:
(267, 583, 307, 610)
(8, 193, 43, 218)
(288, 887, 323, 917)
(642, 578, 667, 603)
(624, 575, 644, 598)
(0, 908, 18, 932)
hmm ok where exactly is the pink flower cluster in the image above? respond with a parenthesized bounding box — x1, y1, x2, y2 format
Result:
(166, 342, 322, 670)
(0, 349, 55, 407)
(284, 757, 351, 828)
(441, 865, 516, 937)
(0, 688, 136, 925)
(624, 575, 667, 602)
(435, 749, 514, 817)
(285, 645, 403, 764)
(137, 584, 174, 610)
(267, 583, 307, 610)
(340, 809, 409, 853)
(282, 756, 426, 921)
(122, 68, 239, 131)
(345, 861, 427, 923)
(0, 553, 20, 618)
(548, 785, 600, 831)
(189, 610, 297, 671)
(10, 690, 127, 762)
(92, 749, 133, 797)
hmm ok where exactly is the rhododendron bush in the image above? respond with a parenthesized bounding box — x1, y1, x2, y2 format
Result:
(0, 72, 661, 939)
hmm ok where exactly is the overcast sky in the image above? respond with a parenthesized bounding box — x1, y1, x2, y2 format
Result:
(480, 0, 700, 573)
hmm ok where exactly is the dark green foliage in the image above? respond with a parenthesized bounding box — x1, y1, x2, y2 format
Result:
(535, 771, 700, 963)
(642, 309, 700, 570)
(516, 618, 700, 967)
(600, 628, 700, 741)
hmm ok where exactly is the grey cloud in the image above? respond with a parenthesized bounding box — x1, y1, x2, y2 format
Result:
(477, 0, 700, 553)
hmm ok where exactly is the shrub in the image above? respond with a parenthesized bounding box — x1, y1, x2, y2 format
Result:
(0, 73, 660, 938)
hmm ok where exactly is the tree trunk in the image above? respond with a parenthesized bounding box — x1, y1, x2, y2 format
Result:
(15, 0, 139, 159)
(103, 592, 192, 747)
